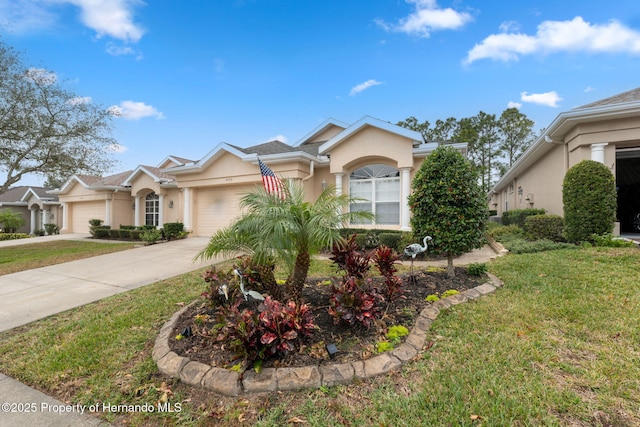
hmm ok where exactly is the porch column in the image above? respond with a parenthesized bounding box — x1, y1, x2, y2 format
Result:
(61, 202, 68, 233)
(30, 208, 37, 234)
(158, 194, 165, 227)
(591, 143, 608, 164)
(134, 196, 141, 227)
(400, 168, 411, 231)
(334, 173, 343, 196)
(105, 199, 111, 226)
(183, 188, 191, 231)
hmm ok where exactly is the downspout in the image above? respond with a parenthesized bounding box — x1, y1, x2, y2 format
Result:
(302, 160, 315, 181)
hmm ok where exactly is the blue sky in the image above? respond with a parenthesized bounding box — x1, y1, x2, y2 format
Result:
(2, 0, 640, 186)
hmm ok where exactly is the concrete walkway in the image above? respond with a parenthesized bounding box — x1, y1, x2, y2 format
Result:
(0, 235, 213, 427)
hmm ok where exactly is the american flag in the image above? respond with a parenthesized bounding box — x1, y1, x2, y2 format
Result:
(258, 158, 285, 198)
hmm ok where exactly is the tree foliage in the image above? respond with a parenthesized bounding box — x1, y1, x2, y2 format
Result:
(398, 108, 536, 193)
(0, 40, 118, 194)
(562, 160, 616, 243)
(197, 179, 373, 303)
(0, 208, 25, 233)
(408, 145, 488, 277)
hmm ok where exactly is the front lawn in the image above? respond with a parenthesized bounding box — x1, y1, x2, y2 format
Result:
(0, 240, 139, 275)
(0, 247, 638, 426)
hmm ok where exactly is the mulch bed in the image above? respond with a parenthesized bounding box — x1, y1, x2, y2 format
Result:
(169, 267, 485, 370)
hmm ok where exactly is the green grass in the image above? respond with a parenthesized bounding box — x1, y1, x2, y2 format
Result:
(0, 247, 639, 426)
(0, 240, 138, 275)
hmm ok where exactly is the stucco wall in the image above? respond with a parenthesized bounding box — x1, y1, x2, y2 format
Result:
(328, 127, 414, 174)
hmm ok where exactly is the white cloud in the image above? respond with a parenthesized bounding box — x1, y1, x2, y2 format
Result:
(376, 0, 472, 38)
(507, 101, 522, 109)
(0, 0, 145, 43)
(108, 101, 165, 120)
(520, 91, 562, 107)
(584, 86, 595, 93)
(61, 0, 145, 42)
(350, 79, 383, 96)
(465, 17, 640, 64)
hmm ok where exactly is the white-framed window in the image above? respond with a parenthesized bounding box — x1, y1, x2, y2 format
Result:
(145, 192, 160, 226)
(349, 164, 400, 225)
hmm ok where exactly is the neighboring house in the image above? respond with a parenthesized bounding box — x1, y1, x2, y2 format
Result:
(51, 115, 466, 236)
(489, 87, 640, 233)
(0, 186, 62, 234)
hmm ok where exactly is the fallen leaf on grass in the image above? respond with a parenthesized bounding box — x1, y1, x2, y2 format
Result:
(288, 416, 307, 424)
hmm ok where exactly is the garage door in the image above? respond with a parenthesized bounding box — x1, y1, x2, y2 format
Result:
(194, 186, 249, 237)
(70, 201, 104, 233)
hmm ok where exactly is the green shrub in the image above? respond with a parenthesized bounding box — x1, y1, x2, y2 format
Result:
(589, 233, 636, 248)
(108, 229, 120, 239)
(524, 214, 565, 242)
(120, 225, 136, 230)
(33, 229, 45, 236)
(354, 234, 367, 249)
(130, 230, 143, 240)
(141, 228, 161, 244)
(501, 208, 546, 228)
(506, 239, 577, 254)
(88, 219, 104, 237)
(93, 228, 110, 239)
(467, 262, 488, 276)
(44, 223, 59, 235)
(379, 233, 402, 252)
(486, 224, 525, 242)
(163, 222, 184, 240)
(0, 233, 31, 241)
(563, 160, 616, 243)
(119, 229, 131, 239)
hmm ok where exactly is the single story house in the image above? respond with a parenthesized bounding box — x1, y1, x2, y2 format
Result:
(0, 186, 62, 234)
(51, 115, 467, 236)
(488, 87, 640, 234)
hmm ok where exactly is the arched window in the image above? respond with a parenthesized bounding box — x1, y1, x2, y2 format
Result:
(349, 164, 400, 225)
(145, 192, 160, 226)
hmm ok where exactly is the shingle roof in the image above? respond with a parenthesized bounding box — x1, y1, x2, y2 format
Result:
(576, 87, 640, 109)
(0, 186, 58, 203)
(0, 186, 30, 202)
(230, 140, 321, 157)
(138, 165, 176, 182)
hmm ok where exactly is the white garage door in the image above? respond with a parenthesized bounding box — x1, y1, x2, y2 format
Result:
(70, 201, 104, 233)
(194, 186, 249, 237)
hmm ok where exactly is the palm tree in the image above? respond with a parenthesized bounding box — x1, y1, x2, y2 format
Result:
(197, 179, 373, 302)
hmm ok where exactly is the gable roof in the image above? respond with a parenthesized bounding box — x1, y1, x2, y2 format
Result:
(319, 115, 424, 154)
(576, 87, 640, 109)
(122, 165, 177, 187)
(293, 118, 350, 147)
(0, 186, 59, 205)
(51, 171, 133, 194)
(490, 87, 640, 195)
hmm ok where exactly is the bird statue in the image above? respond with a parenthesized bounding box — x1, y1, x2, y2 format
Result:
(404, 236, 432, 277)
(218, 283, 229, 301)
(233, 268, 265, 302)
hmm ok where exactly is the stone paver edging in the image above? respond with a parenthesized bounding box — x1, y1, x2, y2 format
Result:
(153, 273, 503, 396)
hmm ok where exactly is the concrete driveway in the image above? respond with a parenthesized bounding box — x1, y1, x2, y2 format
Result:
(0, 236, 213, 333)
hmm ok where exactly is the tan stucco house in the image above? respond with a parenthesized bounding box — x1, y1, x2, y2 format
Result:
(0, 186, 62, 234)
(489, 87, 640, 234)
(51, 116, 467, 236)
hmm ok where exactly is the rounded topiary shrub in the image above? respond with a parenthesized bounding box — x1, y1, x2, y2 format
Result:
(562, 160, 616, 243)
